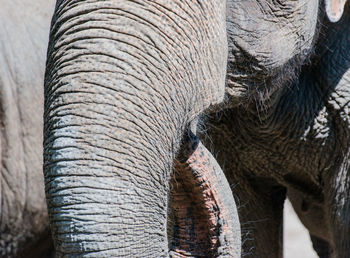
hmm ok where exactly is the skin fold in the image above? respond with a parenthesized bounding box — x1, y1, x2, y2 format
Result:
(0, 1, 55, 257)
(43, 0, 348, 257)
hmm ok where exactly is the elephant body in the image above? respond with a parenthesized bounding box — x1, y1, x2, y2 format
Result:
(0, 1, 55, 256)
(205, 4, 350, 257)
(44, 0, 349, 257)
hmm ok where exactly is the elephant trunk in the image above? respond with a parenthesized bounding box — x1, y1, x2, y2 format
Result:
(44, 0, 228, 256)
(170, 132, 241, 257)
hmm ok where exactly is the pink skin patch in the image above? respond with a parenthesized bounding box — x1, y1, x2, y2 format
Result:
(325, 0, 347, 22)
(169, 136, 239, 257)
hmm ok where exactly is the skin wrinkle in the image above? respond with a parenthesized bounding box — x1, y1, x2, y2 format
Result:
(46, 39, 189, 116)
(45, 122, 153, 158)
(50, 6, 186, 61)
(44, 105, 171, 252)
(47, 87, 163, 125)
(45, 9, 217, 129)
(47, 137, 154, 173)
(60, 13, 185, 51)
(47, 33, 211, 123)
(55, 1, 217, 102)
(147, 2, 197, 44)
(48, 192, 167, 214)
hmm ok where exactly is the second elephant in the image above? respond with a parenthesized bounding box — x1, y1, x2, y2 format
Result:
(43, 0, 348, 257)
(205, 3, 350, 257)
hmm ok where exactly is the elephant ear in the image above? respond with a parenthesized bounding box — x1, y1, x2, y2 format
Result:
(325, 0, 347, 22)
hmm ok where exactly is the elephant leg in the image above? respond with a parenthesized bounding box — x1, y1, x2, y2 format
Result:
(323, 161, 350, 257)
(287, 188, 333, 256)
(170, 130, 241, 257)
(310, 235, 332, 258)
(232, 176, 286, 258)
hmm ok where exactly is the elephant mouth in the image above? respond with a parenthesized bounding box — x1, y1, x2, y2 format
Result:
(168, 132, 239, 257)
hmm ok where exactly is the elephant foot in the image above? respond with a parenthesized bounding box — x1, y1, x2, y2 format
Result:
(169, 132, 240, 257)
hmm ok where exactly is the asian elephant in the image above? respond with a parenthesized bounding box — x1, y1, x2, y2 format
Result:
(43, 0, 348, 257)
(0, 0, 55, 256)
(204, 2, 350, 258)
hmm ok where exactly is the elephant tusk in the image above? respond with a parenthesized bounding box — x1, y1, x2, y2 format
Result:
(325, 0, 347, 23)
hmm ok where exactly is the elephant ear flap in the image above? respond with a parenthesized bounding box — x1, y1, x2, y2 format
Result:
(325, 0, 347, 22)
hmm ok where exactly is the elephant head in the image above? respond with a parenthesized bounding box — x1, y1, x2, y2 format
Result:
(44, 0, 347, 256)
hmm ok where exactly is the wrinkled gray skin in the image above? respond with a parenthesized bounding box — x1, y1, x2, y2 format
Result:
(44, 0, 346, 257)
(0, 1, 55, 256)
(204, 3, 350, 258)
